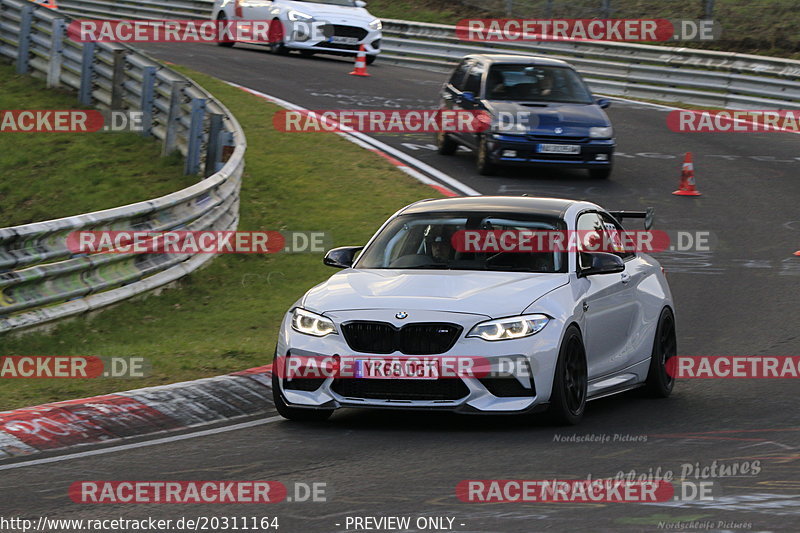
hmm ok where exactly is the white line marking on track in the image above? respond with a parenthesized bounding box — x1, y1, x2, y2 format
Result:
(603, 94, 800, 135)
(0, 416, 284, 471)
(227, 81, 481, 197)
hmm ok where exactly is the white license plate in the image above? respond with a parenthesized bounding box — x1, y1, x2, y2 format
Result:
(538, 143, 581, 155)
(355, 359, 439, 380)
(330, 36, 359, 45)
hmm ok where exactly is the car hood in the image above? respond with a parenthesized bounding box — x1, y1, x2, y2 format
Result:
(483, 101, 610, 135)
(302, 269, 568, 318)
(282, 1, 375, 24)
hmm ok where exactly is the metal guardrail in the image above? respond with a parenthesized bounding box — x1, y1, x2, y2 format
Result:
(378, 20, 800, 110)
(55, 0, 213, 21)
(0, 0, 246, 333)
(51, 0, 800, 109)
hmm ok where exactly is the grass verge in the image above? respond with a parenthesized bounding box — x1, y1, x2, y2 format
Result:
(0, 64, 436, 410)
(0, 62, 189, 227)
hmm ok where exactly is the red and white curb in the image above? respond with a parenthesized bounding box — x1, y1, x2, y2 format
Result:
(0, 364, 273, 461)
(228, 82, 480, 198)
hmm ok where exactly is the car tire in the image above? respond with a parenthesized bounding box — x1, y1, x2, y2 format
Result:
(477, 135, 496, 175)
(436, 130, 458, 155)
(547, 325, 587, 425)
(272, 371, 334, 421)
(217, 14, 235, 47)
(365, 54, 377, 65)
(269, 19, 289, 55)
(644, 307, 677, 398)
(589, 167, 612, 179)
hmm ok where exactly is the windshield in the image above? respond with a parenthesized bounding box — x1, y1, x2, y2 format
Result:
(292, 0, 357, 6)
(485, 65, 594, 104)
(356, 212, 567, 273)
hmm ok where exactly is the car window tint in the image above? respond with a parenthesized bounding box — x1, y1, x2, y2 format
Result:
(486, 65, 593, 103)
(463, 63, 484, 95)
(576, 212, 605, 270)
(356, 213, 567, 273)
(600, 213, 635, 260)
(449, 60, 470, 91)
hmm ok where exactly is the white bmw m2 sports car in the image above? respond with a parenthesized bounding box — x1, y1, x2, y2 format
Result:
(211, 0, 382, 63)
(273, 196, 677, 425)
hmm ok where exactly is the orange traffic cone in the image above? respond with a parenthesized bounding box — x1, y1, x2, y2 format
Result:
(672, 152, 702, 196)
(349, 45, 370, 77)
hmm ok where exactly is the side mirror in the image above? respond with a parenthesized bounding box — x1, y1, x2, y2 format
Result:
(323, 246, 363, 268)
(595, 97, 611, 109)
(579, 252, 624, 277)
(355, 0, 367, 7)
(460, 91, 476, 104)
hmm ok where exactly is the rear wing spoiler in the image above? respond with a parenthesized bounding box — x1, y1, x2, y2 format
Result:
(608, 207, 655, 230)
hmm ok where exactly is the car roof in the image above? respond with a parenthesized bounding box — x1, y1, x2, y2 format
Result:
(465, 54, 573, 68)
(399, 196, 580, 218)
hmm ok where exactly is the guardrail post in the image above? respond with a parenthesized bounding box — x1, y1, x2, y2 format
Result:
(544, 0, 553, 18)
(184, 98, 207, 175)
(110, 49, 127, 110)
(703, 0, 715, 19)
(204, 113, 224, 176)
(220, 130, 235, 164)
(139, 66, 156, 137)
(16, 4, 33, 74)
(78, 41, 96, 105)
(504, 0, 513, 17)
(162, 81, 187, 156)
(601, 0, 612, 18)
(47, 18, 65, 87)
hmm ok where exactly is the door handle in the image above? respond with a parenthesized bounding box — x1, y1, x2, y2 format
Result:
(620, 273, 631, 284)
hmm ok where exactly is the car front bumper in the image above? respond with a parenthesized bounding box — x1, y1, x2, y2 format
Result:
(285, 26, 381, 55)
(274, 308, 564, 414)
(486, 134, 615, 169)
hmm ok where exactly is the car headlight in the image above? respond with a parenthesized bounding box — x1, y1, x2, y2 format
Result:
(291, 308, 336, 337)
(369, 18, 382, 31)
(589, 126, 613, 138)
(287, 9, 314, 22)
(467, 314, 549, 341)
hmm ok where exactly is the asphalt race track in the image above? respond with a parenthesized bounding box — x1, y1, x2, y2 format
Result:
(3, 43, 799, 532)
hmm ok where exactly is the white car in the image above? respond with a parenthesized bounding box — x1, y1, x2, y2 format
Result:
(211, 0, 382, 63)
(273, 196, 677, 425)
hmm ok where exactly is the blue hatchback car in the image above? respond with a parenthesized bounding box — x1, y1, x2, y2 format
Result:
(437, 54, 615, 178)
